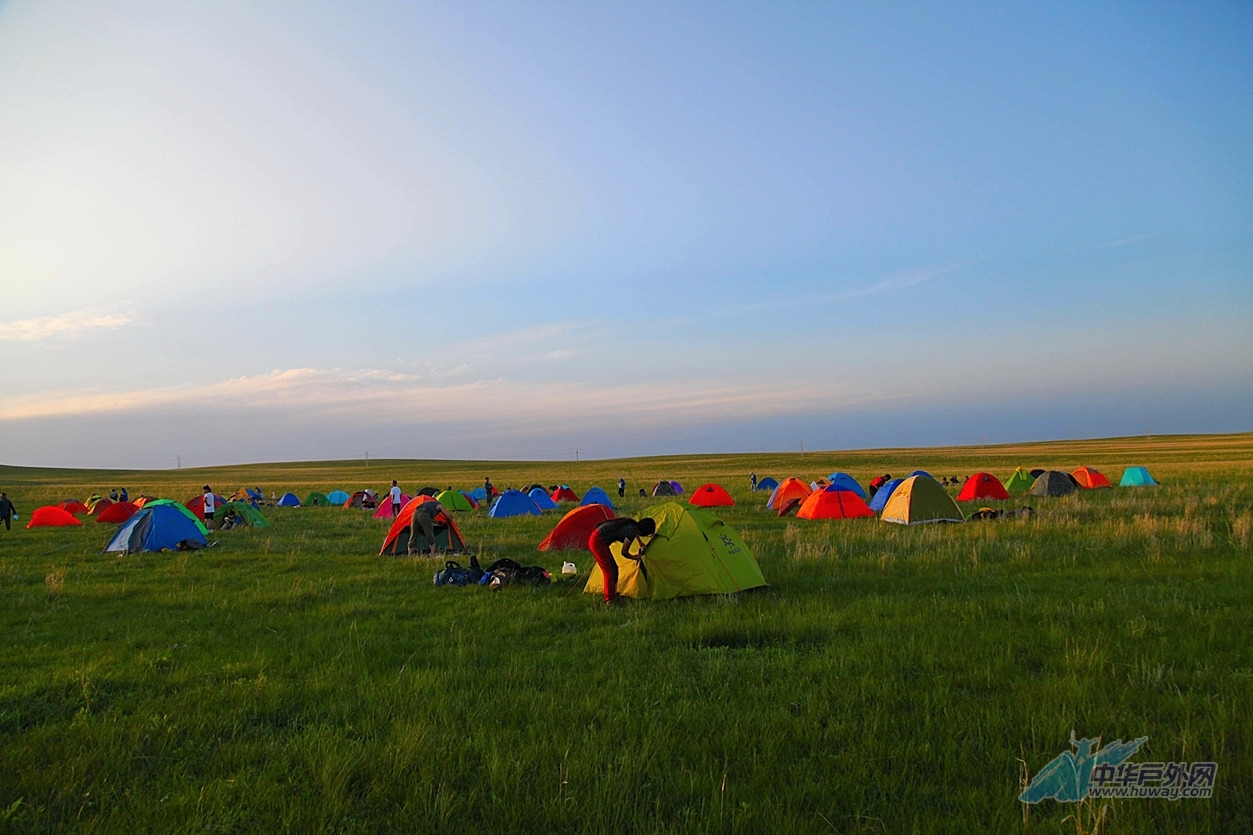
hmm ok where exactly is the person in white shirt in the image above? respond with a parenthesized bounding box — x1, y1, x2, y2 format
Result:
(389, 481, 402, 517)
(202, 486, 216, 530)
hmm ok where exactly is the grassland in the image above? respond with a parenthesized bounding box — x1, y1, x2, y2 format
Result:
(1, 433, 1251, 833)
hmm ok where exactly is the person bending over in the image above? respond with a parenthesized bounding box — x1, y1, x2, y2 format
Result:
(587, 516, 657, 605)
(408, 501, 451, 557)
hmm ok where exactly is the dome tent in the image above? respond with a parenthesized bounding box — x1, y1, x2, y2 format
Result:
(277, 492, 301, 507)
(867, 478, 905, 513)
(880, 476, 964, 525)
(957, 473, 1010, 502)
(380, 497, 467, 555)
(580, 487, 616, 509)
(529, 488, 560, 510)
(488, 490, 543, 518)
(538, 503, 615, 551)
(27, 506, 82, 528)
(1004, 468, 1034, 493)
(688, 483, 734, 508)
(305, 491, 331, 507)
(104, 505, 207, 554)
(1029, 471, 1077, 498)
(796, 486, 874, 520)
(1120, 466, 1158, 487)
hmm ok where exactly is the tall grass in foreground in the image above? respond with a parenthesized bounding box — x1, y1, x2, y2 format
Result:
(0, 434, 1250, 832)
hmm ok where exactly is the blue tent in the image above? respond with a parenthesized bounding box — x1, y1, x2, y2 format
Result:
(908, 470, 933, 479)
(488, 489, 543, 518)
(326, 490, 350, 505)
(277, 492, 301, 507)
(469, 487, 488, 502)
(754, 477, 778, 492)
(580, 486, 616, 509)
(104, 505, 207, 554)
(528, 488, 560, 510)
(1120, 466, 1158, 487)
(826, 472, 867, 499)
(669, 480, 684, 494)
(868, 478, 905, 513)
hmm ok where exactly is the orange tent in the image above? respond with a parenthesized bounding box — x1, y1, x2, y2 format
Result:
(537, 503, 615, 551)
(380, 496, 466, 555)
(58, 500, 89, 514)
(796, 487, 875, 520)
(95, 501, 139, 523)
(1072, 466, 1112, 489)
(767, 477, 812, 510)
(957, 473, 1010, 502)
(27, 506, 82, 528)
(688, 483, 734, 508)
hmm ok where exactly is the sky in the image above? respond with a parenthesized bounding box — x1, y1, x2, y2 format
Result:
(0, 0, 1250, 469)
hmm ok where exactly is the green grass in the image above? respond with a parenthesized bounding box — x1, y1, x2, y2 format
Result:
(1, 433, 1251, 833)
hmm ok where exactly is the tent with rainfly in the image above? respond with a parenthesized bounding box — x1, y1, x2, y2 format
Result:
(379, 497, 467, 555)
(538, 503, 615, 551)
(868, 478, 905, 513)
(59, 499, 89, 514)
(826, 473, 868, 500)
(689, 483, 735, 508)
(1029, 471, 1077, 497)
(584, 503, 766, 600)
(754, 477, 778, 492)
(213, 502, 272, 527)
(305, 491, 331, 507)
(797, 486, 875, 520)
(326, 490, 350, 505)
(186, 494, 229, 520)
(957, 473, 1010, 502)
(489, 490, 543, 518)
(766, 477, 812, 511)
(651, 480, 678, 497)
(580, 486, 616, 509)
(1072, 466, 1112, 489)
(104, 504, 207, 553)
(143, 500, 209, 535)
(95, 501, 139, 524)
(437, 489, 474, 511)
(372, 494, 413, 519)
(551, 486, 580, 503)
(277, 492, 301, 507)
(880, 476, 964, 525)
(1004, 468, 1035, 494)
(27, 506, 82, 528)
(1120, 466, 1158, 487)
(529, 488, 560, 511)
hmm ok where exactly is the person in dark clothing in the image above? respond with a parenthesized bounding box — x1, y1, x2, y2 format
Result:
(0, 492, 15, 530)
(408, 501, 452, 557)
(617, 477, 626, 498)
(484, 477, 495, 498)
(119, 487, 129, 503)
(108, 488, 118, 501)
(750, 471, 758, 490)
(587, 516, 657, 605)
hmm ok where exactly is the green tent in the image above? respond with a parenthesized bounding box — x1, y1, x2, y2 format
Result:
(213, 502, 272, 528)
(879, 476, 964, 525)
(142, 499, 209, 535)
(1004, 468, 1034, 493)
(305, 491, 331, 507)
(585, 502, 766, 600)
(437, 489, 473, 511)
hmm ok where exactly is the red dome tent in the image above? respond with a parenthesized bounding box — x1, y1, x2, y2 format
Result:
(957, 473, 1010, 502)
(537, 504, 616, 551)
(1072, 466, 1112, 489)
(380, 497, 466, 555)
(551, 486, 580, 503)
(95, 501, 139, 523)
(186, 494, 229, 520)
(87, 498, 113, 516)
(796, 487, 875, 520)
(689, 483, 735, 508)
(27, 506, 82, 528)
(59, 500, 89, 514)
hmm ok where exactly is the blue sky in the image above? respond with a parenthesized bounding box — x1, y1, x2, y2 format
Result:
(0, 1, 1249, 468)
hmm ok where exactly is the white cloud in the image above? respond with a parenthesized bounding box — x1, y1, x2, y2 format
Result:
(0, 309, 135, 341)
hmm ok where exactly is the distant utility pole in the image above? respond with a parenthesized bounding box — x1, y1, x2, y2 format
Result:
(576, 449, 580, 462)
(176, 455, 181, 469)
(800, 441, 804, 455)
(366, 451, 369, 468)
(980, 434, 985, 448)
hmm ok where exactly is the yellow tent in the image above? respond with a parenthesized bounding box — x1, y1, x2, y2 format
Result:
(585, 502, 766, 600)
(880, 475, 964, 525)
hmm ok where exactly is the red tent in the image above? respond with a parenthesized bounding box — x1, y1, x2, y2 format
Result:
(186, 494, 229, 519)
(372, 494, 413, 519)
(95, 501, 139, 523)
(796, 487, 875, 520)
(1072, 466, 1112, 489)
(550, 486, 580, 503)
(957, 473, 1010, 502)
(537, 504, 615, 551)
(379, 496, 466, 555)
(87, 497, 113, 516)
(27, 506, 82, 528)
(688, 483, 735, 508)
(59, 500, 89, 514)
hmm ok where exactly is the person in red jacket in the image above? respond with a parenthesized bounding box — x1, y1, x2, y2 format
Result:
(587, 516, 656, 605)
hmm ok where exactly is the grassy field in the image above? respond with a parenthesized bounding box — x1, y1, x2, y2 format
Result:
(1, 433, 1250, 833)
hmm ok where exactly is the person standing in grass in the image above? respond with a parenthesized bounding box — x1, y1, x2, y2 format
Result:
(587, 516, 656, 605)
(389, 480, 402, 517)
(617, 477, 627, 498)
(0, 492, 15, 531)
(202, 485, 216, 530)
(408, 501, 451, 557)
(750, 472, 758, 490)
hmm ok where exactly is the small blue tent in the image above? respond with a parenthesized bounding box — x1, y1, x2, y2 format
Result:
(277, 492, 301, 507)
(1120, 467, 1158, 487)
(104, 505, 207, 554)
(868, 478, 905, 513)
(469, 487, 488, 502)
(827, 472, 868, 499)
(488, 489, 542, 518)
(669, 480, 684, 494)
(326, 490, 350, 505)
(528, 488, 559, 510)
(908, 470, 933, 479)
(580, 486, 616, 509)
(754, 477, 778, 492)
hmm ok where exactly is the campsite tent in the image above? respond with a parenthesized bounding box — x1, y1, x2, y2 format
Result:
(909, 470, 934, 479)
(867, 478, 905, 513)
(305, 491, 331, 507)
(584, 502, 766, 600)
(379, 497, 467, 555)
(580, 487, 616, 509)
(468, 487, 488, 503)
(668, 481, 684, 494)
(766, 477, 812, 510)
(87, 498, 113, 516)
(957, 473, 1010, 502)
(651, 481, 678, 497)
(796, 486, 875, 520)
(277, 492, 301, 507)
(186, 494, 228, 520)
(344, 490, 376, 509)
(537, 503, 615, 551)
(372, 494, 414, 519)
(880, 476, 964, 525)
(809, 478, 830, 491)
(1029, 471, 1077, 497)
(826, 473, 868, 499)
(488, 490, 543, 518)
(1120, 467, 1158, 487)
(27, 506, 82, 528)
(754, 477, 778, 492)
(1029, 469, 1046, 479)
(551, 486, 580, 503)
(326, 490, 350, 505)
(59, 499, 89, 514)
(437, 489, 474, 511)
(213, 502, 272, 528)
(529, 488, 560, 510)
(95, 501, 139, 524)
(143, 500, 210, 535)
(1004, 468, 1034, 493)
(689, 483, 735, 508)
(104, 504, 207, 554)
(1072, 466, 1112, 489)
